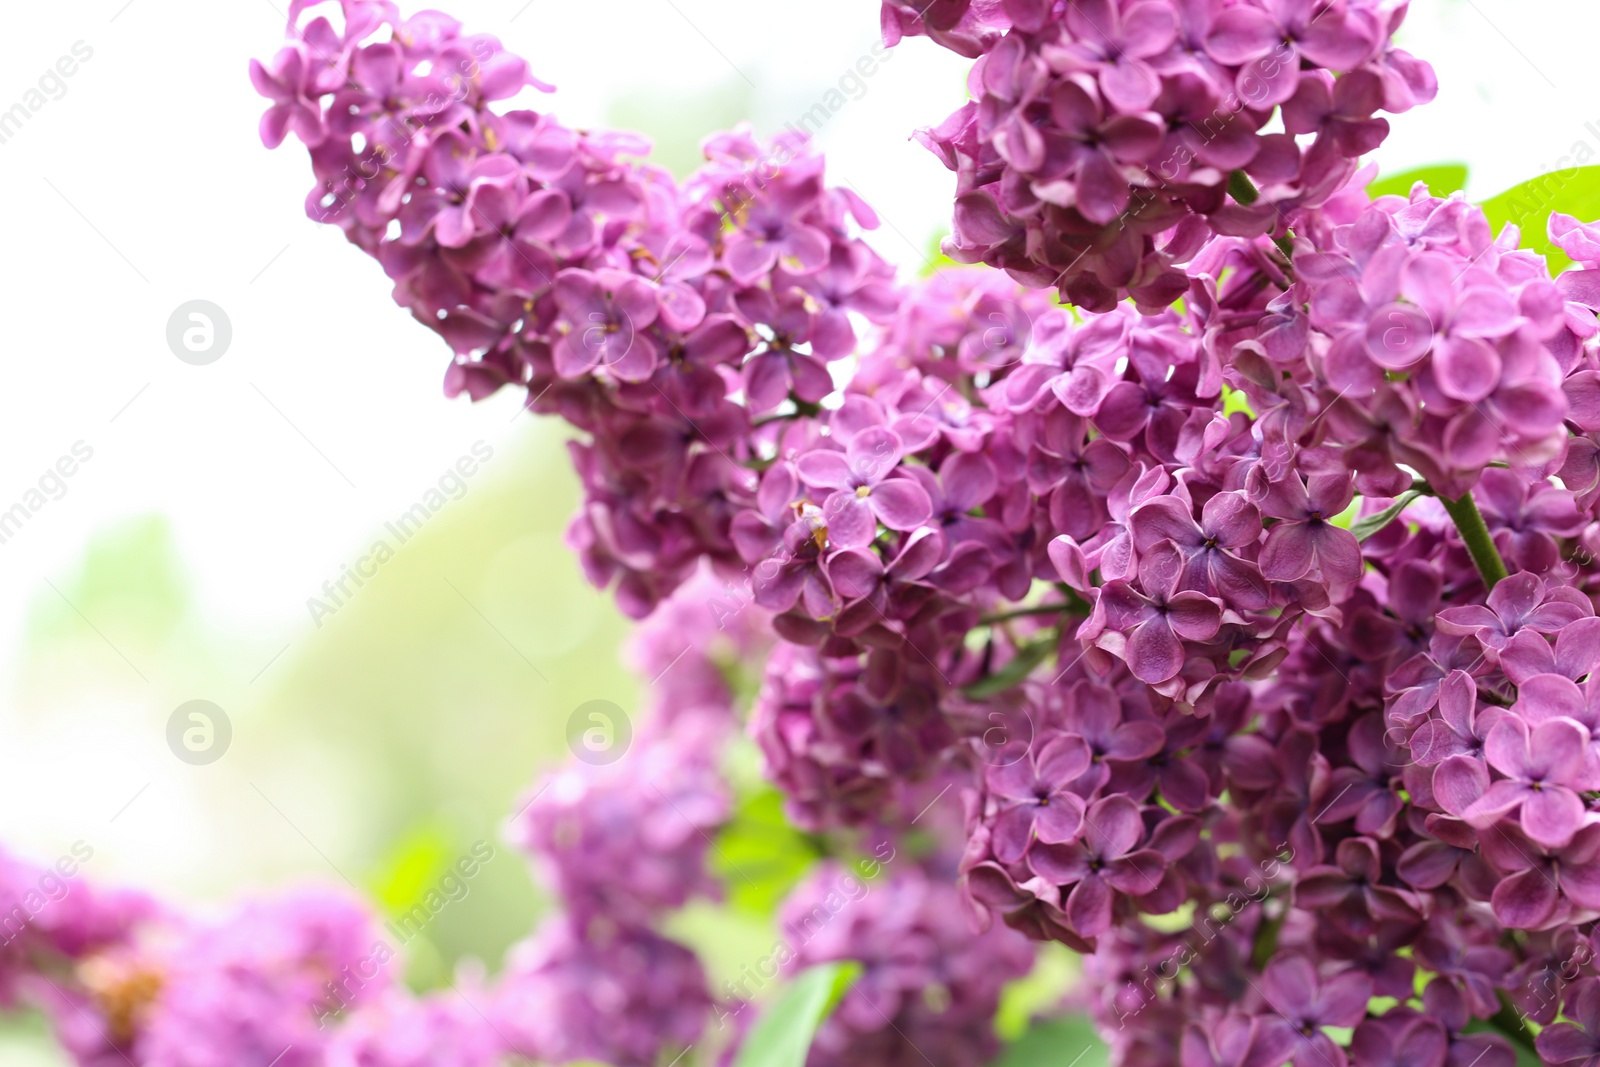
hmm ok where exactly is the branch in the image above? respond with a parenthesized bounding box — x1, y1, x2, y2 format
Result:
(1437, 489, 1510, 589)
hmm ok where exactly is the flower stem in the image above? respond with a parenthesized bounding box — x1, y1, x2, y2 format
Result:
(978, 598, 1088, 625)
(1438, 490, 1510, 589)
(1250, 901, 1283, 971)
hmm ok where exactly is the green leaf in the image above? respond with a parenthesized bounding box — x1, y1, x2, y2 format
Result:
(366, 821, 453, 916)
(1480, 165, 1600, 272)
(1351, 489, 1424, 543)
(1368, 163, 1468, 200)
(989, 1014, 1109, 1067)
(734, 962, 861, 1067)
(712, 788, 822, 917)
(964, 637, 1054, 699)
(994, 944, 1080, 1041)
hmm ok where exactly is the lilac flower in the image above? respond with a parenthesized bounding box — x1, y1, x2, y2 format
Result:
(1131, 488, 1267, 609)
(825, 527, 946, 638)
(552, 268, 661, 381)
(796, 428, 933, 549)
(512, 719, 729, 923)
(1059, 680, 1166, 783)
(1180, 1014, 1299, 1067)
(722, 175, 831, 284)
(325, 993, 503, 1067)
(1282, 72, 1391, 160)
(1406, 668, 1503, 766)
(1254, 955, 1373, 1067)
(1027, 795, 1166, 938)
(1538, 978, 1600, 1066)
(1475, 468, 1586, 573)
(1479, 824, 1600, 928)
(249, 46, 326, 148)
(1510, 672, 1600, 783)
(960, 861, 1081, 947)
(1501, 617, 1600, 687)
(1346, 1013, 1448, 1067)
(1462, 715, 1591, 848)
(1026, 408, 1131, 540)
(1435, 571, 1592, 651)
(983, 733, 1092, 862)
(1205, 1, 1380, 105)
(1292, 836, 1422, 937)
(738, 290, 835, 412)
(1030, 79, 1166, 225)
(1092, 540, 1226, 684)
(1413, 921, 1514, 1021)
(139, 887, 388, 1067)
(749, 507, 837, 619)
(1316, 713, 1406, 836)
(1051, 0, 1177, 111)
(1254, 472, 1362, 586)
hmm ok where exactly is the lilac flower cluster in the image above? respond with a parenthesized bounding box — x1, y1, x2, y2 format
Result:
(896, 0, 1436, 311)
(253, 12, 1600, 1048)
(498, 611, 748, 1063)
(776, 862, 1035, 1067)
(13, 1, 1600, 1066)
(6, 668, 730, 1067)
(254, 0, 897, 618)
(35, 885, 385, 1067)
(510, 712, 731, 925)
(490, 918, 711, 1067)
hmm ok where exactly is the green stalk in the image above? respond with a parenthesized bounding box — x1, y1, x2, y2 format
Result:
(978, 604, 1077, 625)
(1438, 490, 1510, 589)
(1227, 169, 1260, 206)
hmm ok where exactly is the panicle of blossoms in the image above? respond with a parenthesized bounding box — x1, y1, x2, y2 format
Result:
(510, 712, 732, 925)
(625, 563, 774, 727)
(490, 916, 712, 1067)
(892, 0, 1436, 311)
(751, 641, 969, 831)
(254, 0, 898, 618)
(1214, 183, 1577, 502)
(37, 885, 388, 1067)
(0, 846, 157, 1007)
(236, 2, 1600, 1066)
(767, 862, 1034, 1067)
(324, 990, 503, 1067)
(879, 0, 1014, 58)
